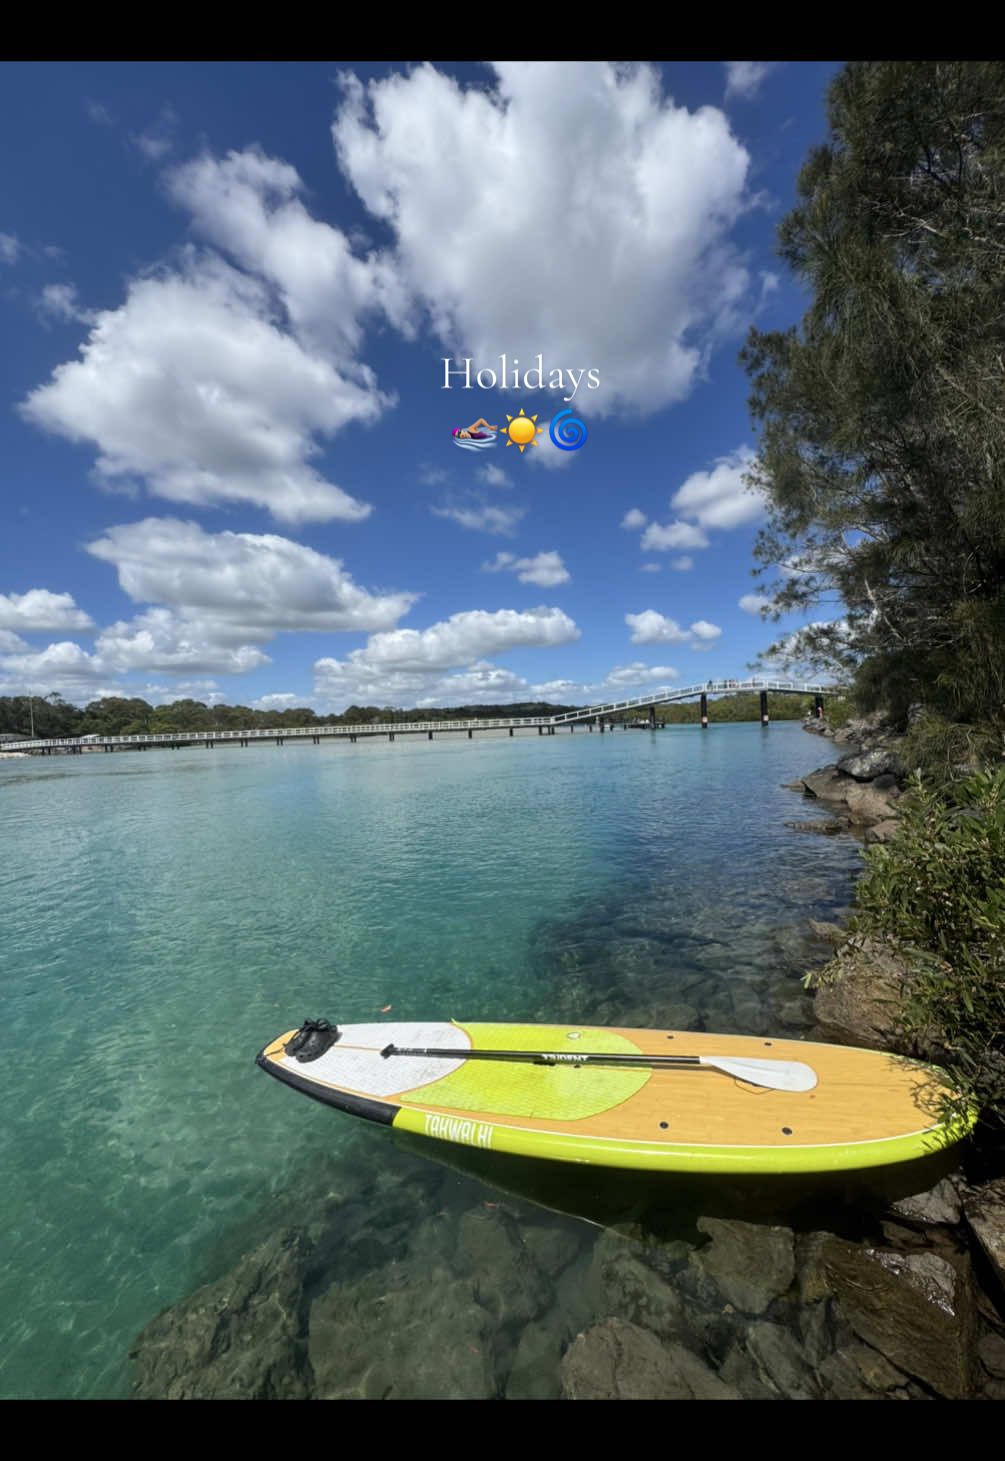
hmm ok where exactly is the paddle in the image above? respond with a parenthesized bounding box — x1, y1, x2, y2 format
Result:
(379, 1043, 818, 1093)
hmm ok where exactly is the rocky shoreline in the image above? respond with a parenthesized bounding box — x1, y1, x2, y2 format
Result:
(127, 717, 1005, 1400)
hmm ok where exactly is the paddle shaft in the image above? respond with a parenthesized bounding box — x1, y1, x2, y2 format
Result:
(382, 1043, 706, 1070)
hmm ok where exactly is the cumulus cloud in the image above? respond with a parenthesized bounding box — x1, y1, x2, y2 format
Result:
(87, 517, 416, 639)
(690, 619, 723, 643)
(0, 589, 93, 632)
(739, 592, 772, 614)
(20, 251, 384, 524)
(724, 63, 776, 100)
(252, 692, 303, 711)
(483, 550, 570, 587)
(670, 445, 764, 529)
(640, 562, 662, 574)
(0, 233, 21, 265)
(312, 606, 580, 709)
(672, 556, 693, 572)
(349, 606, 579, 672)
(334, 62, 752, 416)
(168, 148, 406, 359)
(630, 445, 765, 555)
(640, 520, 709, 552)
(93, 609, 270, 675)
(431, 500, 526, 536)
(312, 649, 680, 714)
(625, 610, 723, 647)
(0, 640, 109, 698)
(1, 519, 420, 703)
(0, 630, 28, 653)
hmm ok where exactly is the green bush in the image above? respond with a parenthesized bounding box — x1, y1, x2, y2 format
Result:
(898, 710, 1004, 785)
(848, 769, 1005, 1127)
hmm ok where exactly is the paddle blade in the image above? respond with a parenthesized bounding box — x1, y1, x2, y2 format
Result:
(700, 1055, 818, 1092)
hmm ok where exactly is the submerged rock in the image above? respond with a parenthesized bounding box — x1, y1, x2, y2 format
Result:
(505, 1317, 566, 1400)
(309, 1261, 495, 1399)
(691, 1217, 795, 1315)
(131, 1227, 312, 1400)
(822, 1239, 977, 1399)
(743, 1320, 820, 1398)
(455, 1206, 550, 1326)
(560, 1320, 741, 1400)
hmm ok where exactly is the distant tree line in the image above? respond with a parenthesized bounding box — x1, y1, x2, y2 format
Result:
(0, 694, 583, 739)
(0, 690, 829, 740)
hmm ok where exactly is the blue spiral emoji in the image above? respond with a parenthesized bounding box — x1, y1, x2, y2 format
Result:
(549, 408, 588, 452)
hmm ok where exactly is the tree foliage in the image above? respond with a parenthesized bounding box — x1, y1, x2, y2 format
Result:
(742, 62, 1005, 750)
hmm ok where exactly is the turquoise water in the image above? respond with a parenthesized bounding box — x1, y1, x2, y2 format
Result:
(0, 724, 860, 1398)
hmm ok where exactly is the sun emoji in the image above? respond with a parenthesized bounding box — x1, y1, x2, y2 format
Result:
(503, 408, 544, 452)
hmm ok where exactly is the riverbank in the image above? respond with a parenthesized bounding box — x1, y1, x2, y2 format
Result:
(786, 713, 1005, 1398)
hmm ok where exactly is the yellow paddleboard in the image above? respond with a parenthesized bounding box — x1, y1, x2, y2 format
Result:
(255, 1019, 972, 1175)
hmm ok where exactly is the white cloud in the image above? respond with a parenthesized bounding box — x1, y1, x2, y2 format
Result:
(724, 63, 776, 101)
(141, 679, 223, 706)
(621, 508, 648, 531)
(626, 610, 722, 647)
(600, 662, 680, 689)
(312, 605, 580, 709)
(483, 550, 570, 587)
(478, 463, 511, 488)
(87, 517, 416, 638)
(640, 520, 709, 552)
(21, 250, 385, 524)
(94, 609, 270, 675)
(0, 640, 108, 698)
(671, 445, 764, 529)
(690, 619, 723, 641)
(349, 606, 580, 672)
(168, 148, 406, 359)
(640, 562, 662, 574)
(672, 556, 693, 572)
(739, 592, 772, 614)
(636, 446, 766, 559)
(0, 589, 93, 632)
(0, 233, 20, 265)
(0, 630, 28, 653)
(626, 611, 690, 645)
(431, 501, 526, 536)
(0, 518, 420, 703)
(334, 62, 752, 416)
(252, 692, 303, 711)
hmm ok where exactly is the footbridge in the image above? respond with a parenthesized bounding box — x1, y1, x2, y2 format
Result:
(0, 678, 831, 756)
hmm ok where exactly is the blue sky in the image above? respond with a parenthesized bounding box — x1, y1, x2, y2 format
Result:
(0, 60, 839, 712)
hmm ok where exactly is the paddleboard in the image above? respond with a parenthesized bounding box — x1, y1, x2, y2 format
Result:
(255, 1020, 972, 1175)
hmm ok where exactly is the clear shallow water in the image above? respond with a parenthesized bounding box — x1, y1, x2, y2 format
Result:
(0, 724, 862, 1398)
